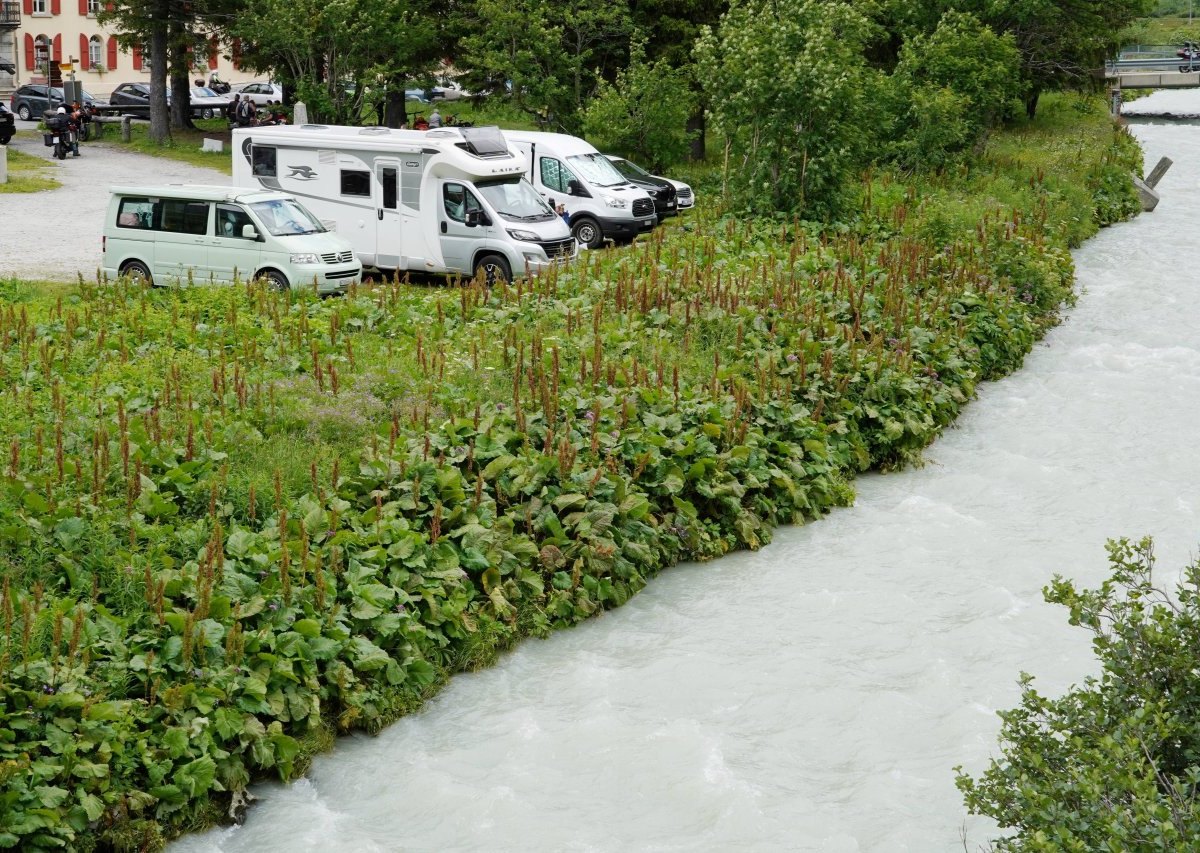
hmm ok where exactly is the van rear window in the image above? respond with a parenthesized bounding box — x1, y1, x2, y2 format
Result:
(116, 198, 155, 229)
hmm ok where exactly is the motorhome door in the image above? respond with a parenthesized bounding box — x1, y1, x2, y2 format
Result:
(439, 181, 485, 276)
(374, 160, 403, 270)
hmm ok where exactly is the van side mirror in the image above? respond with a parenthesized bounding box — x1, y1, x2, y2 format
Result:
(567, 179, 584, 196)
(465, 209, 487, 228)
(241, 224, 259, 240)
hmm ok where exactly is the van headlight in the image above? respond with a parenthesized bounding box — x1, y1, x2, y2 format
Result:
(600, 194, 627, 209)
(507, 229, 540, 242)
(290, 253, 321, 265)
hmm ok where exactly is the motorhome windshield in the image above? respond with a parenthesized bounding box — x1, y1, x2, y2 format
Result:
(475, 177, 556, 222)
(566, 153, 626, 187)
(248, 198, 327, 236)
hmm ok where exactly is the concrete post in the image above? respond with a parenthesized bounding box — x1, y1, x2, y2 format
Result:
(0, 144, 7, 185)
(293, 101, 308, 126)
(121, 115, 131, 142)
(1145, 156, 1173, 189)
(1110, 87, 1123, 117)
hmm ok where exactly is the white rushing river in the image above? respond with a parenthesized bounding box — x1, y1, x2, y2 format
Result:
(176, 114, 1200, 852)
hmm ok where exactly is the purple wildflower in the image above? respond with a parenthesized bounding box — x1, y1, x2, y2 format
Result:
(786, 354, 798, 363)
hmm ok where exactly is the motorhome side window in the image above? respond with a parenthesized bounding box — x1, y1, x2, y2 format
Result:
(159, 200, 210, 236)
(340, 170, 371, 197)
(540, 158, 569, 193)
(251, 146, 277, 177)
(443, 183, 482, 222)
(116, 198, 155, 229)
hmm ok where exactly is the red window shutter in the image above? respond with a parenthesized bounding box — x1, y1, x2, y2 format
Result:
(79, 34, 88, 69)
(231, 38, 241, 71)
(78, 0, 86, 14)
(24, 34, 34, 70)
(208, 36, 218, 70)
(22, 0, 32, 15)
(52, 34, 61, 63)
(105, 1, 113, 8)
(107, 36, 117, 70)
(50, 0, 60, 14)
(132, 43, 141, 70)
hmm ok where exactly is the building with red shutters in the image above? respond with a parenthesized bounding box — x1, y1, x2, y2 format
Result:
(2, 0, 245, 100)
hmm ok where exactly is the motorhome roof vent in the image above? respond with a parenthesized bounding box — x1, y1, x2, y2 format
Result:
(359, 126, 391, 135)
(300, 124, 329, 130)
(456, 126, 511, 158)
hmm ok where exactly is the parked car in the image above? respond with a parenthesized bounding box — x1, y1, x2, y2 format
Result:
(405, 89, 430, 104)
(604, 154, 678, 217)
(605, 154, 695, 213)
(235, 81, 283, 106)
(10, 84, 99, 121)
(108, 83, 230, 118)
(0, 103, 13, 145)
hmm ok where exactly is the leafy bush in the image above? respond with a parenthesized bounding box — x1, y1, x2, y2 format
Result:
(959, 538, 1200, 850)
(582, 41, 696, 171)
(887, 11, 1022, 171)
(695, 0, 878, 218)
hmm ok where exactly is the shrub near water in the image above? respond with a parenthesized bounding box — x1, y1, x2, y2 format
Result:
(0, 96, 1140, 849)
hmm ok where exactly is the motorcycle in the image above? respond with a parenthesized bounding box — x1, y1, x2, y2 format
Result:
(208, 75, 232, 95)
(42, 112, 76, 160)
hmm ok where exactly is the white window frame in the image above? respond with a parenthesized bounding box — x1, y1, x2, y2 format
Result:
(31, 0, 48, 14)
(88, 35, 102, 68)
(87, 0, 100, 15)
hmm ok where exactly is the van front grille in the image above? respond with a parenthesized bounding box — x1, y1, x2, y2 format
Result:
(321, 250, 354, 264)
(632, 198, 654, 217)
(537, 238, 576, 260)
(677, 187, 693, 201)
(325, 268, 360, 280)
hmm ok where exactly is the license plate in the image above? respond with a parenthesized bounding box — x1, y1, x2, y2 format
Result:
(52, 136, 59, 143)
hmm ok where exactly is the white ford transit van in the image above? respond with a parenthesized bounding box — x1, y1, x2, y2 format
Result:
(502, 131, 658, 249)
(102, 185, 362, 294)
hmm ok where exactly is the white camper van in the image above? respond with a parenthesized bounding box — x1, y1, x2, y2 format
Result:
(501, 130, 658, 249)
(231, 124, 576, 284)
(102, 185, 362, 294)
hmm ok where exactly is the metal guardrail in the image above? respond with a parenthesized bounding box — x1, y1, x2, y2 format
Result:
(1106, 57, 1200, 73)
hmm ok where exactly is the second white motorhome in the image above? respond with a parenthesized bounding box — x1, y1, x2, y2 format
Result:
(231, 124, 576, 284)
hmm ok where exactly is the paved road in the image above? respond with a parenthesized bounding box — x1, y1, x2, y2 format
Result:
(0, 126, 228, 282)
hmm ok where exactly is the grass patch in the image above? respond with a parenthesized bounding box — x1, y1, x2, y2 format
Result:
(0, 146, 61, 193)
(96, 117, 232, 174)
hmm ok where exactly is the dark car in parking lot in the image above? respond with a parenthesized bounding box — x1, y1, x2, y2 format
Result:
(109, 82, 231, 117)
(0, 103, 13, 144)
(9, 84, 99, 121)
(605, 155, 678, 217)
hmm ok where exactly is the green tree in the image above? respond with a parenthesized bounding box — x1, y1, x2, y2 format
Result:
(582, 41, 696, 170)
(958, 537, 1200, 849)
(695, 0, 878, 218)
(887, 11, 1021, 170)
(967, 0, 1154, 117)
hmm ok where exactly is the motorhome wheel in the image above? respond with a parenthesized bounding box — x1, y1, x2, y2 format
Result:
(474, 254, 511, 286)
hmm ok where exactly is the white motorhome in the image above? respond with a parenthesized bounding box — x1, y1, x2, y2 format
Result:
(231, 124, 576, 284)
(502, 130, 658, 249)
(102, 185, 362, 294)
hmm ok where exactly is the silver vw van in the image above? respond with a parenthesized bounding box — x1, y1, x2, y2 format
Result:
(102, 185, 362, 293)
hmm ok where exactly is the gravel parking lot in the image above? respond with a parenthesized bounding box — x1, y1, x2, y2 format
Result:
(1, 124, 228, 282)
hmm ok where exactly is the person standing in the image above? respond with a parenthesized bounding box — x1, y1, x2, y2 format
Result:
(226, 94, 241, 125)
(429, 107, 442, 128)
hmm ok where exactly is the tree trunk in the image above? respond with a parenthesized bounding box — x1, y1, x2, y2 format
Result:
(1025, 89, 1040, 120)
(383, 85, 405, 128)
(688, 105, 706, 161)
(170, 73, 193, 130)
(148, 17, 170, 144)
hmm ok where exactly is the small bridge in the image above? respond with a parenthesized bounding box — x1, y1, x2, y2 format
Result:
(1106, 46, 1200, 90)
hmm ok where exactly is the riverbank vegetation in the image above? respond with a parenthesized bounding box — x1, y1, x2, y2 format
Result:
(0, 88, 1141, 848)
(958, 538, 1200, 848)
